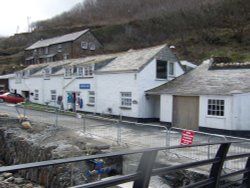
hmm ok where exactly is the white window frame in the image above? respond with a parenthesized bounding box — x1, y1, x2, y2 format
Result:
(44, 47, 49, 55)
(168, 62, 175, 76)
(207, 99, 225, 117)
(77, 67, 84, 77)
(84, 65, 93, 77)
(34, 90, 39, 100)
(156, 60, 167, 79)
(88, 91, 95, 105)
(81, 41, 88, 49)
(120, 92, 132, 108)
(63, 53, 69, 60)
(64, 67, 73, 78)
(89, 42, 96, 51)
(51, 90, 57, 101)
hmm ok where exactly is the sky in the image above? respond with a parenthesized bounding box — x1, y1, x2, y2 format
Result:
(0, 0, 84, 37)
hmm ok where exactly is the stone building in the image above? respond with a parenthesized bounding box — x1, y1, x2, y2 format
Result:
(25, 29, 103, 64)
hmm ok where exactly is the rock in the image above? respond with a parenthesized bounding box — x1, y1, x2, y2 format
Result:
(0, 176, 4, 181)
(21, 121, 32, 129)
(4, 176, 14, 182)
(15, 177, 24, 184)
(0, 113, 9, 117)
(24, 183, 33, 188)
(3, 172, 13, 178)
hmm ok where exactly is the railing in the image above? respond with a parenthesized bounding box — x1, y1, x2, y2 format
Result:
(0, 141, 250, 188)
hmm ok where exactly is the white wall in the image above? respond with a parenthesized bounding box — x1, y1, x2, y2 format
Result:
(95, 73, 139, 117)
(63, 77, 96, 112)
(199, 95, 233, 130)
(138, 59, 184, 118)
(232, 93, 250, 130)
(159, 94, 173, 122)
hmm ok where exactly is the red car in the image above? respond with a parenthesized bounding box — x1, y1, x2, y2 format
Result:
(0, 92, 25, 103)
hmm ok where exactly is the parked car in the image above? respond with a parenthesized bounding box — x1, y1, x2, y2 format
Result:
(0, 92, 25, 103)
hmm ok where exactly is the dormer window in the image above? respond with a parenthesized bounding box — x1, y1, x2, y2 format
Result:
(44, 68, 51, 80)
(168, 62, 175, 76)
(65, 67, 73, 78)
(23, 70, 30, 78)
(156, 60, 167, 79)
(84, 65, 93, 77)
(156, 60, 175, 79)
(81, 41, 88, 49)
(77, 67, 84, 77)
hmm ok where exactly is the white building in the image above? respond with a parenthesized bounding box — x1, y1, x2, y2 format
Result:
(9, 44, 194, 120)
(147, 58, 250, 137)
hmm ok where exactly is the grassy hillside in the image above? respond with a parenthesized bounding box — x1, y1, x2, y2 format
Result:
(0, 0, 249, 74)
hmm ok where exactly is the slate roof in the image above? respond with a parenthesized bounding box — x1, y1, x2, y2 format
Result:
(25, 29, 89, 50)
(97, 45, 171, 73)
(22, 44, 179, 76)
(147, 60, 250, 96)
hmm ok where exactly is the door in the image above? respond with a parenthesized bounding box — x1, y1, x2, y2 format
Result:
(173, 96, 199, 130)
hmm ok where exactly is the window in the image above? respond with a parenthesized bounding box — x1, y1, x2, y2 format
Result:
(81, 41, 88, 49)
(88, 91, 95, 105)
(63, 54, 69, 60)
(44, 47, 49, 54)
(156, 60, 167, 79)
(33, 49, 37, 55)
(121, 92, 132, 108)
(51, 90, 57, 101)
(44, 68, 50, 79)
(58, 45, 62, 52)
(34, 90, 39, 100)
(207, 99, 225, 116)
(77, 67, 84, 77)
(65, 67, 73, 78)
(84, 66, 93, 77)
(23, 70, 30, 78)
(169, 62, 174, 76)
(89, 42, 96, 51)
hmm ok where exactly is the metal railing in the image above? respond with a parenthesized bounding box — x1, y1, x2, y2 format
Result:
(0, 141, 249, 188)
(12, 104, 250, 171)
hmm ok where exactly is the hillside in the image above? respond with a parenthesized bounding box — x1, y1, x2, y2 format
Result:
(0, 0, 250, 74)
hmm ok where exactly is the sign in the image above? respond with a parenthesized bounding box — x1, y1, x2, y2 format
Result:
(180, 129, 195, 145)
(79, 84, 90, 89)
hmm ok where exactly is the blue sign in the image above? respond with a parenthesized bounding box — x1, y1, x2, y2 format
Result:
(79, 84, 90, 89)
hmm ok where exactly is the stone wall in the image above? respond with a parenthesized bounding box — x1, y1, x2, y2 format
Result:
(0, 118, 122, 187)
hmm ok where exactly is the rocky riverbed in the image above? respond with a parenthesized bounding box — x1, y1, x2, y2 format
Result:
(0, 117, 121, 187)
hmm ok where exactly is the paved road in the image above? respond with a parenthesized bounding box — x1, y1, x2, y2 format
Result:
(1, 103, 249, 171)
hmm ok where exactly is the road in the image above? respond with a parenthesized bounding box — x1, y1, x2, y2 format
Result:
(0, 103, 249, 172)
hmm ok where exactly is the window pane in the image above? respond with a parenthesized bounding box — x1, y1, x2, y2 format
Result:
(156, 60, 167, 79)
(207, 99, 225, 117)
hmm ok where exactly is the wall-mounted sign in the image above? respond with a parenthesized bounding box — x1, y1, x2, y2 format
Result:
(79, 84, 91, 89)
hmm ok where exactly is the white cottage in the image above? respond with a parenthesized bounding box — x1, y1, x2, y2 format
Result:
(9, 44, 193, 120)
(147, 58, 250, 137)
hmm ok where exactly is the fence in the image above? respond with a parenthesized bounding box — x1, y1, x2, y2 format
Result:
(0, 141, 250, 188)
(13, 104, 250, 171)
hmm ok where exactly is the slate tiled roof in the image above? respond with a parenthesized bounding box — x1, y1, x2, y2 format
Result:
(147, 60, 250, 96)
(23, 44, 179, 76)
(26, 29, 89, 50)
(96, 45, 171, 73)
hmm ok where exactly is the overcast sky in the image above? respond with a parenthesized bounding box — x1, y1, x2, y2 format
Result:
(0, 0, 84, 37)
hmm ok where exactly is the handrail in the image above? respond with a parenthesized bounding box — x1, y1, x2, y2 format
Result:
(0, 141, 250, 188)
